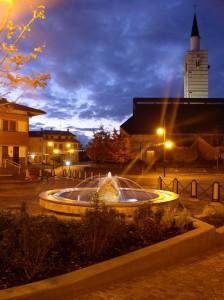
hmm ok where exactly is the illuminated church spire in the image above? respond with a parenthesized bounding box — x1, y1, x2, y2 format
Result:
(184, 13, 209, 98)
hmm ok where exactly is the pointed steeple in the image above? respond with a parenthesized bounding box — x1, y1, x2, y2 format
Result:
(190, 13, 200, 50)
(191, 14, 200, 37)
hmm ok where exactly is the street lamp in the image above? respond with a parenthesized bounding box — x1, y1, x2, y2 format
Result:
(156, 126, 174, 177)
(164, 140, 174, 150)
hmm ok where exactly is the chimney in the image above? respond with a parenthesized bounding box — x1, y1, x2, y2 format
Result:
(67, 128, 69, 132)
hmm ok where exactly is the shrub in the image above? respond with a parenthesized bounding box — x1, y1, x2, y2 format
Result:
(0, 203, 193, 289)
(174, 209, 192, 233)
(79, 200, 127, 260)
(132, 205, 164, 246)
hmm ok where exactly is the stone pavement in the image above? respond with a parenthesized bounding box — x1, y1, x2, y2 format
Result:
(77, 247, 224, 300)
(0, 175, 223, 299)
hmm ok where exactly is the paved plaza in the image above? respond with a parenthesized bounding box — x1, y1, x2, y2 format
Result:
(0, 171, 224, 299)
(0, 170, 219, 215)
(77, 247, 224, 300)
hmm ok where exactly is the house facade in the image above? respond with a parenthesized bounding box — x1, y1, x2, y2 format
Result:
(28, 129, 79, 165)
(0, 99, 45, 167)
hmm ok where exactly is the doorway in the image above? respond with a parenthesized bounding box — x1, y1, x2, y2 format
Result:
(13, 146, 19, 163)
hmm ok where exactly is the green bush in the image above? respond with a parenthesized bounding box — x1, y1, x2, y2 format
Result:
(78, 200, 127, 261)
(0, 203, 193, 289)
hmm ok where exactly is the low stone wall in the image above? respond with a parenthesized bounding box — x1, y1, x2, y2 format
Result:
(0, 220, 223, 300)
(39, 188, 179, 220)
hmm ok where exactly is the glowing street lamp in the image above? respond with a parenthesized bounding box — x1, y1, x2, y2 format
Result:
(156, 127, 165, 136)
(48, 141, 53, 147)
(164, 140, 174, 150)
(65, 160, 70, 166)
(156, 125, 174, 177)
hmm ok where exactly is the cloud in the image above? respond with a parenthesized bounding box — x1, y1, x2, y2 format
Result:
(15, 0, 224, 142)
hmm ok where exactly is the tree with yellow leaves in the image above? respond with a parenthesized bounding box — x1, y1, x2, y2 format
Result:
(0, 0, 50, 101)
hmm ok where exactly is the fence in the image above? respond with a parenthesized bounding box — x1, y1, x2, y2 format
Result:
(158, 176, 222, 202)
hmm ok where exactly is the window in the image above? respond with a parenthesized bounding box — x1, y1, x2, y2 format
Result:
(59, 143, 63, 150)
(2, 120, 16, 131)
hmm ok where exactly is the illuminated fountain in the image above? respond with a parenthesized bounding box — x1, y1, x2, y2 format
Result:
(39, 172, 179, 219)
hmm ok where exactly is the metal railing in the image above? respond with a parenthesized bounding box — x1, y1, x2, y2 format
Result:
(158, 176, 222, 202)
(3, 159, 21, 175)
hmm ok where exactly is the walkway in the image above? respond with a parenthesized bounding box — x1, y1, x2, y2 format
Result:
(78, 247, 224, 300)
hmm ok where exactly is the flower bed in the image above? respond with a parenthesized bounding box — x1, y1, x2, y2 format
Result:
(0, 203, 193, 290)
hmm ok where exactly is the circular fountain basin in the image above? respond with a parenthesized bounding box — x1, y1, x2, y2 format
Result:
(39, 175, 179, 219)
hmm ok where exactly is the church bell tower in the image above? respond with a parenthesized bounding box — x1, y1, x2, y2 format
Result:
(184, 14, 209, 98)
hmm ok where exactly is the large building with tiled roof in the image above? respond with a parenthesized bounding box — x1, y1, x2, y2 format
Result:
(121, 98, 224, 164)
(0, 98, 45, 166)
(28, 129, 79, 165)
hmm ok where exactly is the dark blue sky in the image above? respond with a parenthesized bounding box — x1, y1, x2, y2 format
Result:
(14, 0, 224, 142)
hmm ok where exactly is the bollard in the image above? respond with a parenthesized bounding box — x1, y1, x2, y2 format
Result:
(73, 170, 76, 178)
(91, 172, 93, 180)
(84, 171, 87, 179)
(172, 178, 179, 194)
(191, 180, 198, 198)
(158, 176, 163, 190)
(79, 170, 82, 179)
(39, 169, 42, 179)
(62, 169, 66, 177)
(51, 169, 55, 177)
(212, 182, 221, 202)
(25, 168, 30, 181)
(98, 172, 101, 178)
(69, 169, 72, 178)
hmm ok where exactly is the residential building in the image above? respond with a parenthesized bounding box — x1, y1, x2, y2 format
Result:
(184, 14, 209, 98)
(28, 129, 79, 165)
(0, 98, 45, 166)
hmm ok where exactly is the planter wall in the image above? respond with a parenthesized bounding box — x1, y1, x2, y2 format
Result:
(0, 219, 223, 300)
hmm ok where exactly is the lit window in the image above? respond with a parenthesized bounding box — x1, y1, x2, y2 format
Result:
(53, 149, 59, 154)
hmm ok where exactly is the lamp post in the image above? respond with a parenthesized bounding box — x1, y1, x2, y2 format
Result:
(156, 126, 174, 177)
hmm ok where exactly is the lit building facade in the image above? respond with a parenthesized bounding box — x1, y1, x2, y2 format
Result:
(28, 129, 79, 165)
(0, 99, 45, 166)
(184, 14, 209, 98)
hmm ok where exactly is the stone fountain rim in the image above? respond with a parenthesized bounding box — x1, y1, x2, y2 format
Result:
(39, 188, 179, 208)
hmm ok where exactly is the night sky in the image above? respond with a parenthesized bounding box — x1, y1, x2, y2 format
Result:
(6, 0, 224, 143)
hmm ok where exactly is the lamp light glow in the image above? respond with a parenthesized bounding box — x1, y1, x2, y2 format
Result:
(53, 149, 59, 154)
(156, 127, 165, 136)
(48, 141, 53, 147)
(164, 140, 174, 150)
